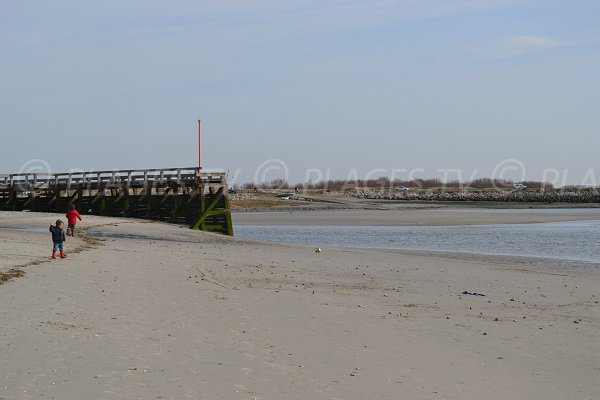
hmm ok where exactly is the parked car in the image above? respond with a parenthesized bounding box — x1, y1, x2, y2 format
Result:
(394, 186, 410, 192)
(512, 182, 527, 190)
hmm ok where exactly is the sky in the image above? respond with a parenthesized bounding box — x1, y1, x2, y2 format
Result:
(1, 0, 599, 186)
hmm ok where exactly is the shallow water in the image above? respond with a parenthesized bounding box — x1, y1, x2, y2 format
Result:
(0, 226, 48, 233)
(235, 220, 600, 264)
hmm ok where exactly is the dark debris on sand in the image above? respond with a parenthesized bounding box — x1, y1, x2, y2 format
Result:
(0, 268, 25, 285)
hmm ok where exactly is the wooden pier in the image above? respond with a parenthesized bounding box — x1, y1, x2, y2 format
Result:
(0, 167, 233, 235)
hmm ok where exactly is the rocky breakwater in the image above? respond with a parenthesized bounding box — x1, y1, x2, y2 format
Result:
(343, 188, 600, 203)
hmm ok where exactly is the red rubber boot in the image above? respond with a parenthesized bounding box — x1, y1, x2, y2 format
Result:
(60, 250, 67, 259)
(51, 251, 56, 259)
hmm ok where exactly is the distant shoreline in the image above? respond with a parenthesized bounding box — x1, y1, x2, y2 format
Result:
(231, 190, 600, 213)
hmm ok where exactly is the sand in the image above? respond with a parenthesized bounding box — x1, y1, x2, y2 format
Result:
(1, 210, 599, 400)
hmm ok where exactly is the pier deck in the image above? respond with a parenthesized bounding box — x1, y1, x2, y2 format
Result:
(0, 167, 233, 235)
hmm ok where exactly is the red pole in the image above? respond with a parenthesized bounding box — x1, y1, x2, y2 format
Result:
(198, 119, 202, 170)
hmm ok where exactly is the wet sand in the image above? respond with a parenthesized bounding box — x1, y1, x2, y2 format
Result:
(1, 211, 599, 399)
(233, 207, 600, 226)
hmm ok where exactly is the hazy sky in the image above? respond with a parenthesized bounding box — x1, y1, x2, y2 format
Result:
(1, 1, 599, 186)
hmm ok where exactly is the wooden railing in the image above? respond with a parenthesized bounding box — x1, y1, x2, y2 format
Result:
(1, 168, 227, 190)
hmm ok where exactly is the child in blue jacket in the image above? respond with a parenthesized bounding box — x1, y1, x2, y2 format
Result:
(49, 219, 67, 259)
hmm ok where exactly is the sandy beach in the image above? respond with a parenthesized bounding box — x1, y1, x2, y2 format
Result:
(1, 210, 599, 400)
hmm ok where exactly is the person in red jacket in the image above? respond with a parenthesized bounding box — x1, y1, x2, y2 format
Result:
(65, 204, 83, 237)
